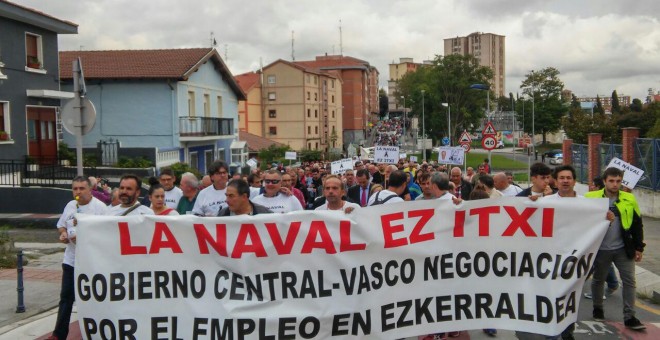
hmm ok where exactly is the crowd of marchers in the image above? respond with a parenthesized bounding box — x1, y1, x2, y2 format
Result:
(43, 156, 646, 340)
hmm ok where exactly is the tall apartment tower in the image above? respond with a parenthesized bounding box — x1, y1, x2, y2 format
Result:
(444, 32, 506, 97)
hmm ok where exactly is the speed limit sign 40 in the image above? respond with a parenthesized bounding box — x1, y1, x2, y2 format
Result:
(482, 135, 497, 150)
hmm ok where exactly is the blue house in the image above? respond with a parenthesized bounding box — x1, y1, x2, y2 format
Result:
(0, 0, 77, 161)
(59, 48, 247, 172)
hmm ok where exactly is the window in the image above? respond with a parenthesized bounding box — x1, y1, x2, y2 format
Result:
(307, 126, 311, 134)
(267, 75, 276, 84)
(217, 96, 223, 116)
(25, 33, 43, 69)
(268, 92, 276, 101)
(217, 148, 226, 163)
(307, 109, 310, 118)
(0, 102, 9, 139)
(314, 76, 317, 85)
(269, 110, 276, 118)
(204, 150, 215, 170)
(308, 143, 311, 149)
(314, 93, 317, 101)
(332, 110, 335, 118)
(331, 95, 334, 103)
(315, 126, 318, 134)
(306, 92, 310, 100)
(269, 126, 277, 135)
(189, 152, 198, 170)
(188, 91, 195, 116)
(306, 75, 310, 83)
(204, 94, 210, 117)
(314, 110, 317, 118)
(315, 142, 318, 149)
(331, 80, 335, 88)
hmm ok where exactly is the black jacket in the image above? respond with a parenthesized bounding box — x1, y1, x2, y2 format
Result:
(347, 184, 370, 207)
(217, 202, 272, 216)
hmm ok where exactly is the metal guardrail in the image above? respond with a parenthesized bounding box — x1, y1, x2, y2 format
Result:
(179, 117, 233, 137)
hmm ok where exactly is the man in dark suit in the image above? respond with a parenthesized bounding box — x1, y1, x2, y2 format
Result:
(347, 169, 371, 207)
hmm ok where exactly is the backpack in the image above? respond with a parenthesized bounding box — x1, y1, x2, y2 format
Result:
(370, 191, 398, 206)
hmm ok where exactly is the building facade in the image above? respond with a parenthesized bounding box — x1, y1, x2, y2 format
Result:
(0, 0, 77, 160)
(444, 32, 506, 98)
(59, 48, 246, 172)
(577, 95, 631, 114)
(235, 59, 343, 152)
(387, 58, 432, 111)
(295, 55, 379, 146)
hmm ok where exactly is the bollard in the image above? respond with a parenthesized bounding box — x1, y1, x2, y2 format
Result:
(16, 250, 25, 313)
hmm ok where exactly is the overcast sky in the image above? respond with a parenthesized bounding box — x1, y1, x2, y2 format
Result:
(14, 0, 660, 100)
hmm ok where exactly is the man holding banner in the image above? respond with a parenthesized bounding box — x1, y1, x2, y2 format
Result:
(586, 167, 646, 331)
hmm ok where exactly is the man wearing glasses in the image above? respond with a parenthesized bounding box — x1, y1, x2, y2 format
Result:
(192, 160, 230, 216)
(252, 169, 303, 213)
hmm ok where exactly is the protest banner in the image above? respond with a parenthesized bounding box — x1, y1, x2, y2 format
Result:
(374, 146, 399, 164)
(75, 197, 608, 339)
(606, 157, 644, 189)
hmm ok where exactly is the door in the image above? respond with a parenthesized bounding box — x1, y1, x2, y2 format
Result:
(27, 107, 57, 163)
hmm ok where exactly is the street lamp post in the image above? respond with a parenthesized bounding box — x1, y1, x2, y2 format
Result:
(441, 102, 450, 146)
(400, 95, 406, 148)
(470, 83, 492, 166)
(421, 90, 426, 162)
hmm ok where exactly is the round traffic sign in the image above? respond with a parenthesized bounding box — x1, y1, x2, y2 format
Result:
(442, 137, 450, 146)
(61, 97, 97, 136)
(460, 144, 471, 153)
(482, 136, 497, 150)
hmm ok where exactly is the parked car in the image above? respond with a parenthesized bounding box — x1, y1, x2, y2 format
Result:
(497, 140, 505, 149)
(549, 153, 563, 165)
(543, 149, 563, 158)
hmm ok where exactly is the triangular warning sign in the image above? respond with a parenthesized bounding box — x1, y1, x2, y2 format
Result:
(459, 131, 472, 144)
(482, 122, 496, 135)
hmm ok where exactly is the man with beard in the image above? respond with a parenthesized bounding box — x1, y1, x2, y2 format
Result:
(107, 174, 154, 216)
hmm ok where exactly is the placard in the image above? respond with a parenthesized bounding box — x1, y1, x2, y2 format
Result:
(330, 158, 354, 174)
(285, 152, 297, 160)
(374, 146, 400, 164)
(437, 146, 465, 165)
(606, 157, 644, 189)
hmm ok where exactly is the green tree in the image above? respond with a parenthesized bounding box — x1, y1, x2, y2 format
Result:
(595, 95, 605, 115)
(257, 144, 291, 164)
(398, 54, 493, 145)
(570, 94, 581, 109)
(561, 107, 592, 144)
(611, 90, 621, 114)
(648, 118, 660, 138)
(630, 98, 643, 112)
(378, 88, 388, 118)
(519, 67, 567, 144)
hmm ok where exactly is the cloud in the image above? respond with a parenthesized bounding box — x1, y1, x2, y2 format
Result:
(10, 0, 660, 99)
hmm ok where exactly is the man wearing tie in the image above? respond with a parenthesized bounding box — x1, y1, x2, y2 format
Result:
(348, 169, 371, 207)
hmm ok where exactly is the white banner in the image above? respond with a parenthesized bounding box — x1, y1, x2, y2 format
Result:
(331, 158, 354, 174)
(285, 152, 297, 160)
(606, 157, 644, 189)
(437, 146, 465, 165)
(410, 156, 418, 162)
(75, 198, 608, 339)
(374, 146, 399, 164)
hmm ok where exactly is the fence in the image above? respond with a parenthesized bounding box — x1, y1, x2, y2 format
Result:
(634, 138, 660, 191)
(599, 143, 623, 174)
(571, 144, 588, 183)
(0, 157, 98, 188)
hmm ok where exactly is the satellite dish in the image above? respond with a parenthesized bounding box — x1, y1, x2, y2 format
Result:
(61, 98, 97, 136)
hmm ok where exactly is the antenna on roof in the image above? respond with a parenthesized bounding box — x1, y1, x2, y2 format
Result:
(291, 31, 295, 61)
(339, 19, 343, 56)
(210, 31, 217, 47)
(224, 44, 228, 62)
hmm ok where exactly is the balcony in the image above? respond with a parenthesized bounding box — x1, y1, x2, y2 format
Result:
(179, 117, 234, 138)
